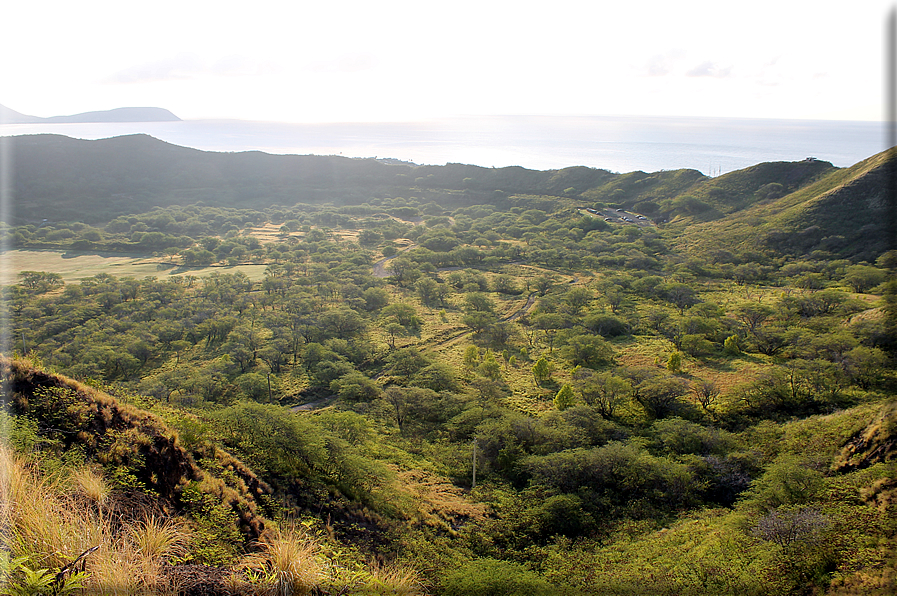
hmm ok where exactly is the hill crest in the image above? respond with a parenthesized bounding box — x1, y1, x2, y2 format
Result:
(680, 147, 897, 261)
(0, 103, 180, 123)
(1, 357, 270, 540)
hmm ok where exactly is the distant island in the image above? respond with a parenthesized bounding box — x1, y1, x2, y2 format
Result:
(0, 103, 180, 124)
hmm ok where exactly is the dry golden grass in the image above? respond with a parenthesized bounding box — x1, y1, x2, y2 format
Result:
(363, 559, 427, 596)
(128, 515, 190, 561)
(0, 446, 192, 594)
(395, 468, 487, 530)
(848, 306, 886, 325)
(241, 526, 324, 596)
(4, 453, 97, 571)
(245, 223, 296, 244)
(69, 466, 111, 508)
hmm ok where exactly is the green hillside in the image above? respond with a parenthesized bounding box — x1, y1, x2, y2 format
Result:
(11, 134, 619, 222)
(2, 134, 896, 595)
(681, 148, 896, 261)
(11, 134, 887, 262)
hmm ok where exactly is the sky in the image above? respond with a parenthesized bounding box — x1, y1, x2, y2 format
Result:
(2, 0, 894, 123)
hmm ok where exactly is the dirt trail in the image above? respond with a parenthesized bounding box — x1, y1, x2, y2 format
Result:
(290, 396, 335, 412)
(501, 292, 538, 322)
(372, 243, 417, 278)
(431, 328, 471, 347)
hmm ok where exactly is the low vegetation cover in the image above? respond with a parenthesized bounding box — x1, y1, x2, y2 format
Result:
(2, 136, 896, 594)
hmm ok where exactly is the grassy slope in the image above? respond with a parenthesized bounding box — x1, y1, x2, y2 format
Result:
(12, 134, 885, 261)
(2, 357, 271, 540)
(1, 356, 434, 594)
(538, 401, 897, 596)
(686, 159, 835, 215)
(678, 147, 896, 260)
(580, 168, 706, 210)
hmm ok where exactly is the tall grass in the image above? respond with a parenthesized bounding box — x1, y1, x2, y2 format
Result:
(69, 466, 110, 508)
(241, 526, 324, 596)
(0, 447, 191, 594)
(1, 447, 429, 595)
(363, 559, 426, 596)
(238, 525, 427, 596)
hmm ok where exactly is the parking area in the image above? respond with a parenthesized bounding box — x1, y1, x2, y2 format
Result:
(581, 207, 653, 227)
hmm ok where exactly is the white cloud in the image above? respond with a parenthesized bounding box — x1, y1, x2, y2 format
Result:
(643, 55, 671, 77)
(638, 50, 687, 77)
(685, 61, 733, 78)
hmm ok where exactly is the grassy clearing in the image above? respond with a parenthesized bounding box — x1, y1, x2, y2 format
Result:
(2, 249, 268, 283)
(2, 249, 159, 284)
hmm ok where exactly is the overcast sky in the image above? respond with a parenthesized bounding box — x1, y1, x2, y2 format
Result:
(3, 0, 893, 123)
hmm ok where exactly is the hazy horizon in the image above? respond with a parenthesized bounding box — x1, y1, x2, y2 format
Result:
(1, 114, 885, 175)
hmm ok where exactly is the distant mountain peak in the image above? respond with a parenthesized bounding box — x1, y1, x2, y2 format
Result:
(0, 103, 40, 123)
(0, 104, 181, 124)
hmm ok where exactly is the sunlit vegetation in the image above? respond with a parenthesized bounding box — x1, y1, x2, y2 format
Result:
(3, 139, 897, 594)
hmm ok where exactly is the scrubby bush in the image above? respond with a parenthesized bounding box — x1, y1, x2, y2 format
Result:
(441, 558, 553, 596)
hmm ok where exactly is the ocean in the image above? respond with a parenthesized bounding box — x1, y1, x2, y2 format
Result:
(0, 115, 888, 176)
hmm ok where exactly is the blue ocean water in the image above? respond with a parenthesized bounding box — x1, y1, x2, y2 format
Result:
(0, 115, 888, 175)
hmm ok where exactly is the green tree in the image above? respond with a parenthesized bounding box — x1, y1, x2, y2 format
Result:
(534, 275, 555, 296)
(560, 334, 615, 368)
(666, 352, 682, 372)
(635, 375, 688, 419)
(554, 384, 577, 411)
(383, 322, 406, 350)
(461, 312, 496, 335)
(844, 264, 887, 293)
(381, 386, 438, 434)
(415, 277, 440, 306)
(385, 256, 420, 286)
(464, 292, 496, 313)
(387, 347, 431, 379)
(413, 362, 458, 392)
(320, 307, 366, 339)
(742, 455, 825, 512)
(564, 287, 593, 315)
(362, 287, 389, 311)
(493, 274, 519, 295)
(235, 372, 274, 401)
(604, 287, 625, 313)
(662, 282, 700, 314)
(20, 271, 63, 293)
(478, 351, 502, 380)
(724, 334, 741, 355)
(532, 312, 571, 353)
(382, 302, 422, 329)
(357, 229, 383, 247)
(841, 345, 889, 389)
(574, 369, 631, 418)
(532, 357, 553, 385)
(463, 345, 480, 368)
(330, 371, 381, 402)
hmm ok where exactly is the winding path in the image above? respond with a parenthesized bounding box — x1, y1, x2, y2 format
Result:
(501, 292, 538, 322)
(372, 243, 417, 278)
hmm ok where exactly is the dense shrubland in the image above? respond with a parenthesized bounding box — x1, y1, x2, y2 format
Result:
(4, 147, 897, 594)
